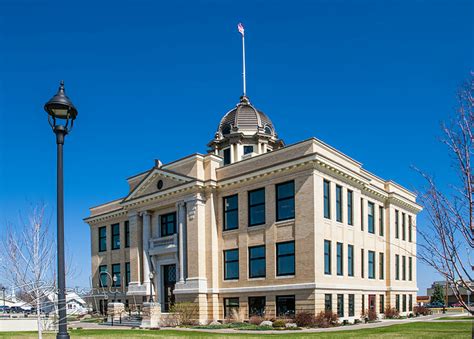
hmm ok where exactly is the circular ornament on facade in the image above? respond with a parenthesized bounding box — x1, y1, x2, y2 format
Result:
(157, 180, 164, 190)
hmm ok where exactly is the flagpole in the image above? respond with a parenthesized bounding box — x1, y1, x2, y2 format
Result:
(242, 32, 246, 96)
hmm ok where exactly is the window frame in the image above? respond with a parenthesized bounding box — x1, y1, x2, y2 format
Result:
(276, 241, 295, 276)
(325, 294, 332, 311)
(402, 212, 406, 240)
(324, 240, 331, 275)
(98, 226, 107, 252)
(223, 148, 231, 165)
(276, 181, 295, 222)
(160, 212, 177, 237)
(223, 298, 239, 318)
(402, 255, 406, 280)
(337, 294, 344, 317)
(323, 180, 331, 219)
(276, 295, 295, 317)
(409, 257, 413, 281)
(224, 249, 239, 280)
(395, 210, 399, 238)
(111, 263, 121, 287)
(379, 252, 384, 280)
(349, 294, 355, 316)
(368, 250, 375, 279)
(368, 202, 375, 234)
(395, 254, 400, 280)
(336, 242, 343, 276)
(336, 184, 343, 222)
(379, 206, 384, 236)
(125, 262, 130, 286)
(360, 198, 364, 231)
(408, 215, 412, 242)
(99, 265, 108, 287)
(248, 296, 266, 317)
(347, 190, 353, 225)
(348, 244, 354, 277)
(361, 249, 365, 278)
(248, 188, 266, 227)
(111, 223, 120, 250)
(223, 194, 239, 231)
(248, 245, 266, 278)
(380, 294, 385, 314)
(124, 221, 130, 248)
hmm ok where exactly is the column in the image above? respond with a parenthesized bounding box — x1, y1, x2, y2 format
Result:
(142, 211, 152, 292)
(177, 201, 186, 283)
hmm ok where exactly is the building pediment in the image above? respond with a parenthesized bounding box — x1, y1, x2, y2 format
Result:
(123, 168, 194, 202)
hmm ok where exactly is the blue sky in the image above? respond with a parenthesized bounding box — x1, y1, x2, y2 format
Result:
(0, 0, 472, 292)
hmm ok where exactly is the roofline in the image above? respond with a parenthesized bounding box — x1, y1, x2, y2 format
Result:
(89, 198, 125, 211)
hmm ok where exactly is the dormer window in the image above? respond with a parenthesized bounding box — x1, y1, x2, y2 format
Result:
(223, 148, 231, 165)
(244, 145, 254, 155)
(264, 125, 272, 135)
(222, 124, 231, 135)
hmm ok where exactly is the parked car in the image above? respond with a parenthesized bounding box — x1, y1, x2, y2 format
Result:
(0, 306, 10, 313)
(427, 301, 445, 308)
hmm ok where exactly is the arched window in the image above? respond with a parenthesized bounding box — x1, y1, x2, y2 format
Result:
(222, 124, 231, 135)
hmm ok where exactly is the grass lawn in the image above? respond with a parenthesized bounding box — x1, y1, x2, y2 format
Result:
(0, 321, 471, 338)
(436, 316, 473, 321)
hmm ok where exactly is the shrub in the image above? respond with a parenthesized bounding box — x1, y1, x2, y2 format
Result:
(367, 309, 378, 321)
(384, 307, 400, 319)
(249, 315, 264, 325)
(413, 306, 432, 316)
(272, 319, 286, 328)
(170, 302, 199, 326)
(315, 310, 338, 328)
(294, 311, 315, 327)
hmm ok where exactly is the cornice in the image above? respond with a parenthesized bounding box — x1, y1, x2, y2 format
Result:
(84, 209, 127, 225)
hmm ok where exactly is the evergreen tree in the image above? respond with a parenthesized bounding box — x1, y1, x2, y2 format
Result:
(431, 284, 445, 304)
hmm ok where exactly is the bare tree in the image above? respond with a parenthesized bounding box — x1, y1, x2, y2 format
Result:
(0, 204, 55, 339)
(417, 73, 473, 313)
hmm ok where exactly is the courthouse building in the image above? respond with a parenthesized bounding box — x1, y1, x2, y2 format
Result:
(84, 95, 421, 322)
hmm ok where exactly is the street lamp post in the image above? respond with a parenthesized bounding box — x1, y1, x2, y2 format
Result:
(149, 272, 154, 303)
(112, 275, 118, 302)
(44, 81, 78, 339)
(2, 287, 5, 316)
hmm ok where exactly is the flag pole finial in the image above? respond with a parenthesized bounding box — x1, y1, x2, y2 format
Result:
(238, 23, 246, 96)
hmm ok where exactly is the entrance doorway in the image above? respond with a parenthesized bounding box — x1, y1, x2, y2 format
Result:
(163, 264, 176, 312)
(368, 295, 376, 311)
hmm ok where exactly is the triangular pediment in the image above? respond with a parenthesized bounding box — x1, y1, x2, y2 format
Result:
(123, 168, 193, 201)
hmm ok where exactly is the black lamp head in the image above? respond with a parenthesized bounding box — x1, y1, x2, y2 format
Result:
(44, 80, 78, 121)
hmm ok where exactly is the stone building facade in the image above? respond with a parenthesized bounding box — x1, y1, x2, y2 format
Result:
(84, 95, 421, 322)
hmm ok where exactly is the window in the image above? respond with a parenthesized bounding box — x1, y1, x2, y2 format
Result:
(276, 295, 295, 317)
(348, 244, 354, 277)
(224, 249, 239, 280)
(276, 241, 295, 276)
(99, 265, 108, 287)
(248, 188, 265, 226)
(395, 255, 400, 280)
(380, 294, 385, 314)
(395, 210, 399, 238)
(361, 249, 365, 278)
(243, 145, 254, 155)
(337, 294, 344, 317)
(336, 185, 342, 222)
(124, 221, 130, 248)
(347, 190, 353, 225)
(325, 294, 332, 311)
(402, 256, 406, 280)
(379, 206, 384, 236)
(111, 223, 120, 250)
(360, 198, 364, 230)
(396, 294, 400, 311)
(223, 195, 238, 230)
(368, 251, 375, 279)
(323, 180, 331, 219)
(248, 297, 265, 317)
(161, 212, 177, 236)
(368, 202, 375, 234)
(336, 242, 343, 276)
(409, 257, 413, 281)
(249, 245, 266, 278)
(276, 181, 295, 221)
(324, 240, 331, 275)
(361, 294, 365, 312)
(349, 294, 355, 316)
(379, 253, 384, 280)
(125, 262, 130, 286)
(98, 226, 107, 252)
(402, 213, 406, 240)
(409, 295, 413, 311)
(223, 148, 231, 165)
(112, 263, 121, 287)
(224, 298, 239, 318)
(408, 215, 412, 242)
(402, 294, 407, 312)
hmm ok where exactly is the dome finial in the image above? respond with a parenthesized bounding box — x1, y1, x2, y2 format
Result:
(239, 95, 250, 104)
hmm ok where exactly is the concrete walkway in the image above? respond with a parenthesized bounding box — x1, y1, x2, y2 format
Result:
(69, 312, 471, 334)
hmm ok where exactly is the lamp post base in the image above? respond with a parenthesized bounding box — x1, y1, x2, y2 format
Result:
(56, 333, 70, 339)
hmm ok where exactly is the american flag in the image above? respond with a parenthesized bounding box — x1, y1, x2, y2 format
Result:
(237, 22, 244, 36)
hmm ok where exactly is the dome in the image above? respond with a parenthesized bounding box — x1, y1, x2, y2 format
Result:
(217, 96, 277, 137)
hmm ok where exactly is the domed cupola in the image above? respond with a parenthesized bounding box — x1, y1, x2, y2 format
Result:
(208, 95, 284, 165)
